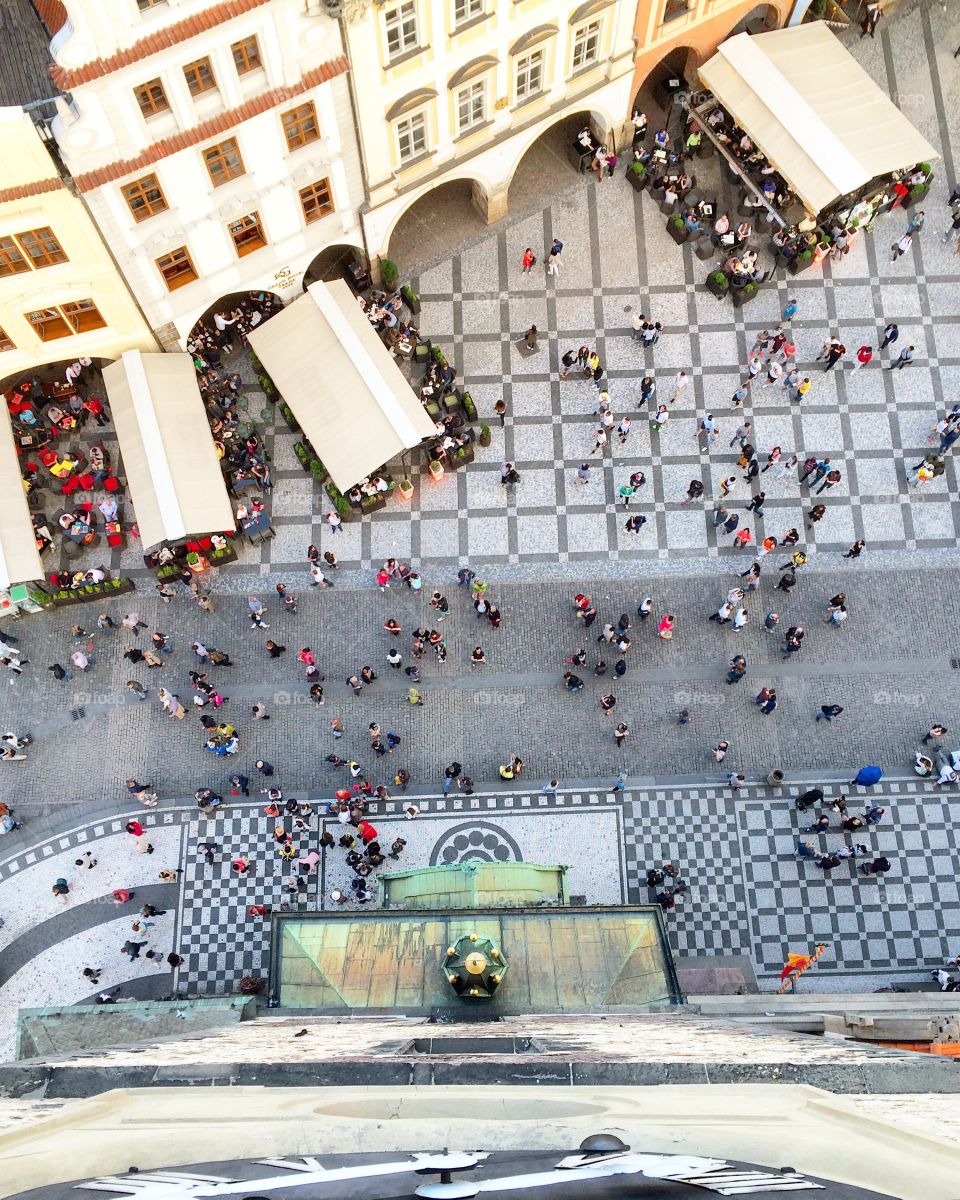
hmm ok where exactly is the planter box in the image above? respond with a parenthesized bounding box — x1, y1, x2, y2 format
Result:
(293, 441, 312, 472)
(279, 403, 300, 432)
(732, 286, 760, 308)
(626, 169, 647, 192)
(400, 284, 421, 315)
(706, 275, 730, 300)
(788, 255, 815, 276)
(462, 391, 478, 423)
(51, 578, 134, 606)
(666, 221, 689, 245)
(695, 239, 716, 261)
(451, 445, 475, 468)
(360, 493, 387, 515)
(208, 545, 238, 567)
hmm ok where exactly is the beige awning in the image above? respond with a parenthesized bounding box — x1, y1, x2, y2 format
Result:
(699, 24, 938, 215)
(247, 280, 436, 493)
(0, 405, 43, 590)
(102, 351, 235, 551)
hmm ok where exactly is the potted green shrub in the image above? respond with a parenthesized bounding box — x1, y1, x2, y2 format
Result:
(453, 443, 474, 467)
(706, 269, 729, 300)
(667, 212, 689, 244)
(310, 459, 327, 482)
(478, 422, 491, 448)
(398, 478, 414, 500)
(789, 248, 814, 276)
(431, 345, 448, 367)
(400, 283, 420, 315)
(279, 402, 300, 432)
(462, 391, 478, 423)
(626, 161, 647, 192)
(380, 258, 399, 293)
(293, 441, 311, 470)
(732, 281, 760, 307)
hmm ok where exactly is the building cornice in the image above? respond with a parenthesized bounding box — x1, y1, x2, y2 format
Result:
(72, 57, 349, 192)
(51, 0, 274, 89)
(0, 177, 64, 205)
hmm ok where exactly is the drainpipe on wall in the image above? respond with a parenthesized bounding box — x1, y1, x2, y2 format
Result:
(337, 12, 376, 278)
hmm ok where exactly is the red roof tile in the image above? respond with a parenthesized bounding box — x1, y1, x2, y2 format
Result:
(34, 0, 68, 36)
(0, 177, 64, 205)
(51, 0, 273, 88)
(73, 56, 349, 191)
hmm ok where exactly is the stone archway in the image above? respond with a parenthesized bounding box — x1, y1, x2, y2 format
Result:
(505, 110, 609, 214)
(302, 243, 369, 291)
(630, 45, 700, 127)
(385, 179, 491, 278)
(187, 290, 283, 345)
(726, 3, 783, 36)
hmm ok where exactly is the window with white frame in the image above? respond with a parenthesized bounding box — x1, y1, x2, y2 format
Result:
(395, 112, 427, 163)
(515, 49, 544, 101)
(385, 2, 419, 59)
(571, 19, 602, 70)
(454, 0, 484, 26)
(456, 80, 486, 134)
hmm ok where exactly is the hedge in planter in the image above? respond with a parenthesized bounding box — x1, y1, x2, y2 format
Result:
(732, 282, 760, 308)
(381, 258, 399, 293)
(478, 422, 491, 448)
(706, 270, 730, 300)
(789, 249, 814, 275)
(400, 283, 421, 315)
(279, 402, 300, 432)
(666, 213, 689, 245)
(293, 441, 312, 471)
(208, 544, 237, 566)
(462, 391, 478, 423)
(310, 459, 328, 483)
(431, 345, 448, 368)
(626, 162, 647, 191)
(51, 577, 134, 606)
(325, 481, 356, 521)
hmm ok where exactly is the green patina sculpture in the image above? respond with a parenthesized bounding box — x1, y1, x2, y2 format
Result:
(443, 933, 509, 1000)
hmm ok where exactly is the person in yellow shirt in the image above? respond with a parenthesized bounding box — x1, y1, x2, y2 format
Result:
(794, 376, 812, 403)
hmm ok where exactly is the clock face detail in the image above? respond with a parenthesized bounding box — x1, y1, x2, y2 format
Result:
(13, 1150, 888, 1200)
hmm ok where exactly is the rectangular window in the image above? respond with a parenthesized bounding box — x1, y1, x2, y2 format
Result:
(16, 227, 68, 268)
(385, 1, 419, 59)
(61, 299, 106, 334)
(121, 174, 168, 222)
(456, 80, 485, 134)
(454, 0, 483, 25)
(228, 211, 267, 257)
(137, 0, 167, 9)
(515, 49, 544, 100)
(0, 237, 29, 276)
(135, 78, 169, 118)
(572, 19, 601, 70)
(298, 178, 334, 223)
(25, 308, 71, 341)
(395, 112, 427, 164)
(156, 246, 198, 290)
(203, 137, 245, 186)
(232, 35, 262, 74)
(183, 57, 217, 96)
(0, 326, 14, 352)
(663, 0, 691, 20)
(282, 102, 320, 151)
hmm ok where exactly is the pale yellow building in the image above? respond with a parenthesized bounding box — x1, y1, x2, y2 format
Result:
(0, 106, 156, 385)
(340, 0, 638, 267)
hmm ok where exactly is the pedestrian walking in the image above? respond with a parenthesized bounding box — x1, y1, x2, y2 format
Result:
(816, 704, 844, 722)
(843, 539, 865, 559)
(887, 345, 915, 370)
(670, 371, 690, 403)
(891, 231, 912, 260)
(852, 345, 873, 371)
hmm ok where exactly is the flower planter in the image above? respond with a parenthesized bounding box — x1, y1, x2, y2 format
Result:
(428, 460, 444, 482)
(626, 168, 647, 192)
(478, 422, 491, 448)
(398, 479, 414, 501)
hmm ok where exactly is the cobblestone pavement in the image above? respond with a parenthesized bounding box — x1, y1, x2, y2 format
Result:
(1, 5, 958, 1030)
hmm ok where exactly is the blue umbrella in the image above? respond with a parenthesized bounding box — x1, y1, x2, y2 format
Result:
(853, 765, 883, 787)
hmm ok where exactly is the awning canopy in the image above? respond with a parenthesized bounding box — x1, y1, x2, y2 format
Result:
(247, 279, 436, 493)
(698, 24, 938, 216)
(0, 404, 43, 590)
(102, 350, 235, 551)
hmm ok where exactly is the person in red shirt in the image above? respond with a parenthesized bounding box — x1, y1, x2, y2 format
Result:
(521, 247, 536, 273)
(853, 345, 873, 371)
(357, 820, 378, 844)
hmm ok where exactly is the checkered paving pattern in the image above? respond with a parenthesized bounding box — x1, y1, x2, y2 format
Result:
(169, 775, 960, 993)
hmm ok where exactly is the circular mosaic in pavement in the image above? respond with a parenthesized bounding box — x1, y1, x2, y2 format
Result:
(429, 820, 524, 867)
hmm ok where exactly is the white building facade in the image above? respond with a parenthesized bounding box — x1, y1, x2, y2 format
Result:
(49, 0, 366, 347)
